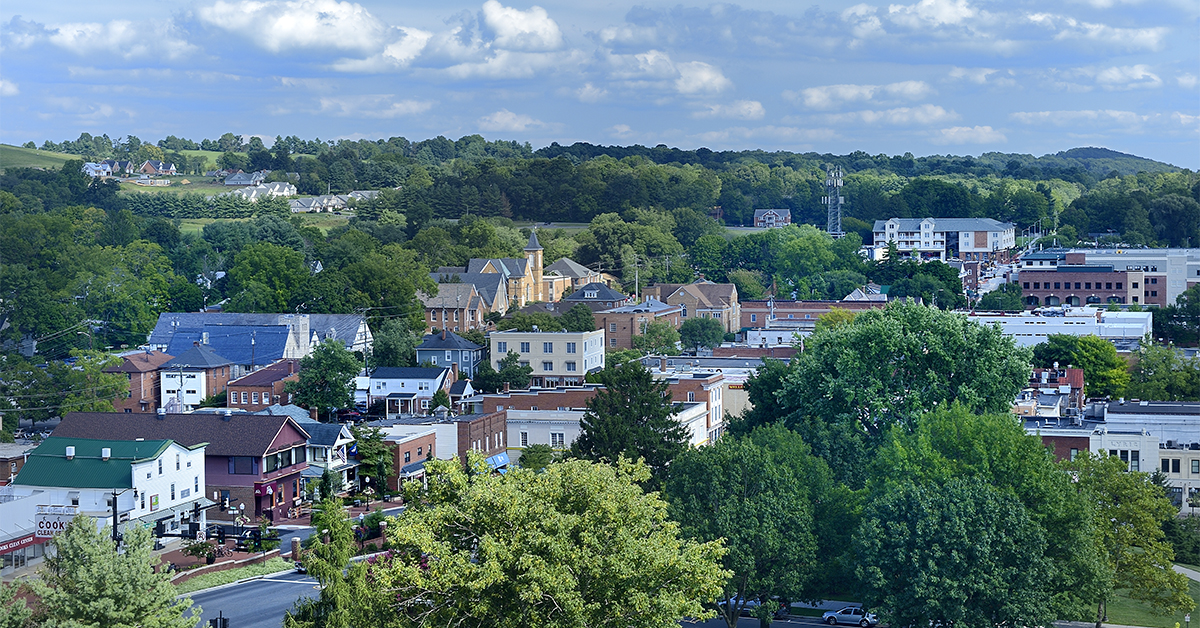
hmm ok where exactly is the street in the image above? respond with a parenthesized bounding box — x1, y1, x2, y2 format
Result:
(189, 570, 318, 628)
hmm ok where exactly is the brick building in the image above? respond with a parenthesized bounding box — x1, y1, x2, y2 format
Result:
(419, 283, 486, 334)
(643, 282, 740, 334)
(597, 298, 682, 351)
(371, 411, 508, 471)
(105, 350, 175, 413)
(227, 359, 300, 411)
(385, 429, 436, 490)
(1018, 253, 1143, 307)
(738, 299, 887, 332)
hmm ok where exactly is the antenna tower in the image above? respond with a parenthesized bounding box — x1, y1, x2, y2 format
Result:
(823, 165, 845, 238)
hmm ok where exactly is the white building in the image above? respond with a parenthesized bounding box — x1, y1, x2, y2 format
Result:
(965, 307, 1152, 348)
(870, 217, 1016, 262)
(505, 402, 711, 463)
(368, 367, 452, 416)
(490, 329, 606, 388)
(3, 435, 209, 571)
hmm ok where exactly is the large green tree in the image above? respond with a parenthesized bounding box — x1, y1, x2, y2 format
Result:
(665, 424, 839, 627)
(559, 303, 597, 333)
(1065, 453, 1196, 626)
(285, 498, 371, 628)
(227, 242, 309, 312)
(1032, 334, 1129, 398)
(369, 318, 420, 368)
(778, 301, 1032, 486)
(361, 455, 729, 628)
(679, 317, 724, 352)
(34, 516, 199, 628)
(1125, 343, 1200, 401)
(633, 319, 681, 356)
(869, 406, 1110, 619)
(570, 360, 687, 488)
(286, 339, 361, 421)
(855, 478, 1056, 628)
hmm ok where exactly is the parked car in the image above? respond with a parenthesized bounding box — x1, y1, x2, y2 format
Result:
(822, 606, 878, 626)
(717, 596, 788, 618)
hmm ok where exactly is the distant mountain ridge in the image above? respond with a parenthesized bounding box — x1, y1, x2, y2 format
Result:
(974, 146, 1180, 177)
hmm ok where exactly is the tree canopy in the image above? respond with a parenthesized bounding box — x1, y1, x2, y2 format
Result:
(679, 317, 725, 352)
(1032, 334, 1129, 398)
(286, 339, 361, 421)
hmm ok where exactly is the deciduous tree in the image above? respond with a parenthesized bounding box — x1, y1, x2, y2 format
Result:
(559, 303, 597, 333)
(370, 455, 728, 628)
(286, 339, 361, 421)
(633, 319, 681, 355)
(34, 516, 199, 628)
(1032, 334, 1129, 398)
(679, 317, 724, 352)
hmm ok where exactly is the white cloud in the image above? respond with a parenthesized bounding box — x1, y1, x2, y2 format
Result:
(609, 124, 636, 139)
(827, 104, 958, 125)
(931, 125, 1006, 144)
(197, 0, 389, 54)
(481, 0, 562, 52)
(576, 83, 607, 103)
(888, 0, 976, 27)
(693, 100, 765, 120)
(478, 109, 546, 132)
(597, 24, 657, 46)
(691, 126, 837, 144)
(949, 67, 997, 84)
(444, 49, 583, 80)
(1010, 109, 1147, 126)
(0, 79, 19, 96)
(1179, 74, 1199, 89)
(330, 27, 433, 72)
(788, 81, 932, 110)
(46, 20, 197, 59)
(318, 96, 433, 118)
(675, 61, 732, 94)
(1092, 65, 1161, 90)
(1027, 13, 1167, 51)
(842, 4, 884, 39)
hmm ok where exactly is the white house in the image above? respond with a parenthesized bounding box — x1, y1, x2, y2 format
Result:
(871, 217, 1016, 262)
(6, 436, 209, 548)
(81, 162, 112, 178)
(505, 402, 710, 463)
(965, 307, 1153, 348)
(368, 367, 452, 416)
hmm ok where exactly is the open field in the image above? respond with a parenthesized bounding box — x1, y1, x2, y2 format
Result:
(0, 143, 76, 173)
(1105, 578, 1199, 628)
(119, 177, 229, 195)
(176, 212, 350, 236)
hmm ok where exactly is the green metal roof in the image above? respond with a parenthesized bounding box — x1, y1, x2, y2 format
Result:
(12, 436, 184, 489)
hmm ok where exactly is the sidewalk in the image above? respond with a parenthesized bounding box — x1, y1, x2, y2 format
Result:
(1173, 564, 1200, 582)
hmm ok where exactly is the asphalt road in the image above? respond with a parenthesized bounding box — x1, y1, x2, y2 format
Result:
(188, 571, 318, 628)
(685, 615, 838, 627)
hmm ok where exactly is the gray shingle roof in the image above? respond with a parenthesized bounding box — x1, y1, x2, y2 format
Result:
(162, 344, 235, 369)
(149, 313, 366, 350)
(430, 273, 506, 309)
(565, 282, 627, 302)
(54, 412, 309, 458)
(165, 325, 290, 366)
(872, 217, 1014, 232)
(416, 331, 483, 351)
(370, 367, 447, 380)
(544, 257, 592, 278)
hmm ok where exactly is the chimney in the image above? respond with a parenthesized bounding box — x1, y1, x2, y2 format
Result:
(441, 328, 447, 340)
(65, 446, 76, 460)
(156, 408, 166, 420)
(451, 362, 459, 383)
(503, 382, 510, 393)
(101, 448, 111, 461)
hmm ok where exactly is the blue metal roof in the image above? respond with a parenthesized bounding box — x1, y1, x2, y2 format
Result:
(165, 325, 290, 366)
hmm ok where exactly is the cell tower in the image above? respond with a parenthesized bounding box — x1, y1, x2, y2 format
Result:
(823, 165, 845, 238)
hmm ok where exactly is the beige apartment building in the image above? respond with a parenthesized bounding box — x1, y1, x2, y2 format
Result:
(489, 329, 606, 388)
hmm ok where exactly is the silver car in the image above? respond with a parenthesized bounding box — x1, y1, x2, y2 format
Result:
(822, 606, 878, 627)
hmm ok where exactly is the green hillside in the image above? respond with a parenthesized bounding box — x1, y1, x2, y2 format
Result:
(0, 144, 76, 173)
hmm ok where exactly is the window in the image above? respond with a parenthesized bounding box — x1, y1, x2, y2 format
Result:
(1085, 282, 1091, 289)
(170, 483, 176, 501)
(453, 311, 459, 321)
(1116, 283, 1122, 289)
(1074, 282, 1081, 289)
(543, 342, 553, 353)
(241, 392, 248, 404)
(750, 314, 757, 322)
(141, 492, 146, 510)
(550, 432, 565, 448)
(520, 342, 530, 353)
(520, 361, 529, 368)
(520, 431, 529, 447)
(176, 454, 180, 470)
(404, 451, 411, 463)
(566, 342, 576, 354)
(1070, 448, 1079, 461)
(610, 338, 617, 347)
(252, 392, 259, 404)
(418, 446, 423, 457)
(542, 361, 553, 372)
(1173, 459, 1181, 473)
(1033, 282, 1040, 289)
(609, 323, 617, 332)
(1151, 291, 1158, 297)
(1193, 460, 1199, 474)
(229, 456, 257, 475)
(158, 459, 163, 475)
(421, 399, 429, 409)
(446, 351, 453, 361)
(566, 361, 576, 372)
(1133, 282, 1139, 288)
(1105, 282, 1112, 290)
(1130, 451, 1139, 472)
(1023, 282, 1030, 289)
(1054, 282, 1060, 289)
(1163, 459, 1171, 473)
(497, 341, 508, 353)
(195, 476, 199, 493)
(687, 391, 695, 402)
(1150, 277, 1158, 284)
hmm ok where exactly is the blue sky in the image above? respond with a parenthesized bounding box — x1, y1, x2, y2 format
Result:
(1, 0, 1197, 167)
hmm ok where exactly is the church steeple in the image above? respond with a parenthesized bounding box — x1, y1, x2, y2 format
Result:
(524, 229, 543, 252)
(524, 229, 544, 302)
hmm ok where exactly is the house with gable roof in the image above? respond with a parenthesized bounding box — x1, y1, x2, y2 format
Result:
(368, 367, 453, 417)
(643, 281, 741, 334)
(753, 208, 792, 228)
(148, 312, 373, 357)
(562, 282, 634, 312)
(419, 283, 486, 333)
(415, 330, 484, 379)
(544, 257, 604, 290)
(105, 349, 175, 413)
(432, 231, 553, 309)
(138, 160, 177, 175)
(54, 410, 310, 523)
(160, 344, 236, 412)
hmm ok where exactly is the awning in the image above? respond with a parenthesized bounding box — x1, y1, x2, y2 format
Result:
(301, 461, 359, 478)
(126, 497, 215, 527)
(400, 460, 426, 477)
(386, 392, 416, 399)
(485, 452, 510, 472)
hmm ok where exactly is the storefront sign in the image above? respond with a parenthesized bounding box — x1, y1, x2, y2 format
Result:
(34, 512, 72, 538)
(150, 494, 159, 511)
(254, 482, 280, 497)
(0, 534, 38, 555)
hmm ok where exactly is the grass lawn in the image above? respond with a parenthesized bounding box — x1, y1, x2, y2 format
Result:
(0, 143, 76, 173)
(296, 212, 351, 233)
(119, 177, 229, 195)
(174, 557, 293, 595)
(1104, 577, 1199, 628)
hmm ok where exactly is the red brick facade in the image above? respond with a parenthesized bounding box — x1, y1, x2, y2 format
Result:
(456, 411, 507, 464)
(227, 360, 300, 411)
(597, 307, 682, 351)
(738, 300, 886, 330)
(386, 432, 437, 491)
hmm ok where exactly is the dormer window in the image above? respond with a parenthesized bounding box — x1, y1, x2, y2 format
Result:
(585, 291, 597, 298)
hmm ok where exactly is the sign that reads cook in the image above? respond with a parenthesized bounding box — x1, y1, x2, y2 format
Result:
(35, 512, 73, 538)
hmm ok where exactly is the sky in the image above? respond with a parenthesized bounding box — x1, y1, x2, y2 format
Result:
(1, 0, 1197, 168)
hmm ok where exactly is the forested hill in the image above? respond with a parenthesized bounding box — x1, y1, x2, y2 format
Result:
(535, 143, 1182, 178)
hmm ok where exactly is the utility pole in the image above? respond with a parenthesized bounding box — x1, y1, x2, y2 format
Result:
(112, 489, 120, 545)
(823, 165, 845, 238)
